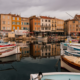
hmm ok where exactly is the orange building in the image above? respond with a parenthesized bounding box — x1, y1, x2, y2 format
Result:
(29, 16, 40, 36)
(11, 14, 21, 31)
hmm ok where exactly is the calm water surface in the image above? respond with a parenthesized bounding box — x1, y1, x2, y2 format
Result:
(0, 40, 67, 80)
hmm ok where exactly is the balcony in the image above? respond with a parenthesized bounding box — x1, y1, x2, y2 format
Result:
(41, 25, 51, 27)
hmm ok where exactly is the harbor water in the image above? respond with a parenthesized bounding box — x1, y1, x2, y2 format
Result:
(0, 40, 68, 80)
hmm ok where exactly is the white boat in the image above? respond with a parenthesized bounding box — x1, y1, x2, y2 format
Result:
(64, 50, 80, 57)
(30, 72, 80, 80)
(0, 47, 17, 58)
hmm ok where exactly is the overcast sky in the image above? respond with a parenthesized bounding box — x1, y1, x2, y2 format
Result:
(0, 0, 80, 20)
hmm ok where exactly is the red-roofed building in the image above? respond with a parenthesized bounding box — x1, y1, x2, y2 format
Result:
(39, 16, 52, 36)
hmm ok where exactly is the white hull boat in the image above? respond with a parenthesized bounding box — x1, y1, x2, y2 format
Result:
(0, 47, 17, 58)
(30, 72, 80, 80)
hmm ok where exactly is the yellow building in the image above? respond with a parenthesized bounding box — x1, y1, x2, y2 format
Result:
(11, 14, 21, 31)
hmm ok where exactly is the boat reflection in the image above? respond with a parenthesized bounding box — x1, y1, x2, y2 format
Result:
(0, 41, 61, 63)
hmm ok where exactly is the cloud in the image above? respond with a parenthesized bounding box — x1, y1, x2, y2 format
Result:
(0, 0, 80, 19)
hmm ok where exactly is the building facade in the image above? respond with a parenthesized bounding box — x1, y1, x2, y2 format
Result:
(29, 16, 40, 36)
(65, 19, 79, 36)
(40, 16, 51, 32)
(11, 14, 21, 31)
(0, 14, 12, 31)
(21, 17, 30, 31)
(51, 18, 64, 36)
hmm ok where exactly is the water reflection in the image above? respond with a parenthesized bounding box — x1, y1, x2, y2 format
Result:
(0, 41, 61, 80)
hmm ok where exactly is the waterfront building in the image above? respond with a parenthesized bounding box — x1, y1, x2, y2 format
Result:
(21, 17, 30, 31)
(0, 14, 12, 31)
(39, 16, 51, 36)
(64, 14, 80, 36)
(11, 14, 21, 31)
(29, 16, 40, 36)
(51, 18, 64, 36)
(64, 19, 79, 36)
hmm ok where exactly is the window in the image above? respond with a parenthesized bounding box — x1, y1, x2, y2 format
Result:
(35, 23, 36, 25)
(38, 27, 40, 30)
(52, 24, 53, 27)
(42, 19, 43, 22)
(45, 53, 47, 55)
(27, 51, 29, 53)
(23, 27, 25, 30)
(21, 22, 23, 25)
(8, 21, 10, 24)
(13, 27, 15, 30)
(76, 25, 78, 27)
(25, 51, 26, 53)
(45, 27, 47, 30)
(27, 23, 29, 25)
(38, 23, 40, 25)
(76, 29, 78, 31)
(73, 21, 75, 23)
(49, 24, 50, 27)
(3, 16, 5, 19)
(24, 22, 27, 25)
(2, 27, 5, 30)
(35, 45, 36, 48)
(17, 27, 19, 30)
(3, 21, 5, 24)
(46, 24, 47, 26)
(42, 23, 43, 26)
(13, 17, 15, 20)
(42, 27, 44, 30)
(17, 22, 20, 25)
(8, 16, 9, 19)
(17, 17, 19, 20)
(35, 51, 36, 53)
(48, 20, 50, 22)
(12, 22, 15, 25)
(45, 20, 47, 22)
(79, 25, 80, 27)
(35, 27, 36, 30)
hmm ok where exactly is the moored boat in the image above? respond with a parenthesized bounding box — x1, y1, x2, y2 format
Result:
(0, 47, 17, 58)
(61, 55, 80, 72)
(30, 72, 80, 80)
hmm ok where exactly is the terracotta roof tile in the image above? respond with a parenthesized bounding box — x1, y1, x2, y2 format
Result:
(40, 16, 52, 19)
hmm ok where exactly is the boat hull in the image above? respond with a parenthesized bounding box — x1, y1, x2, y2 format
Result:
(61, 56, 80, 72)
(0, 47, 17, 58)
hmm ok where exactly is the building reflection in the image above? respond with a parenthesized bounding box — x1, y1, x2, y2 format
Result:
(30, 42, 60, 59)
(20, 45, 30, 57)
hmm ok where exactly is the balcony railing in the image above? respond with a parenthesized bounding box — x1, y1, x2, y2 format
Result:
(41, 25, 51, 27)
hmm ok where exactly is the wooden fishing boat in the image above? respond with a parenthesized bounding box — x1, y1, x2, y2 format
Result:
(61, 55, 80, 72)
